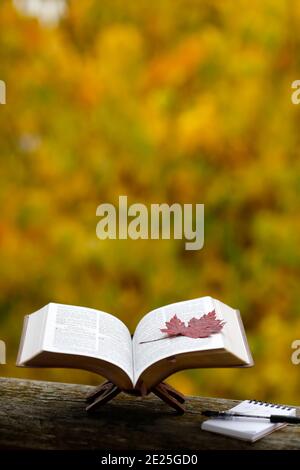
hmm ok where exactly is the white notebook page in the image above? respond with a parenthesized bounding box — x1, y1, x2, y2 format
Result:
(201, 400, 296, 442)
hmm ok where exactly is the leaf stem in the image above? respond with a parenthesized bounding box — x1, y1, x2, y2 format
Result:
(139, 334, 179, 344)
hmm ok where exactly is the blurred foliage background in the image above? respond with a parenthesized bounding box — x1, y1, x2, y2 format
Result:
(1, 0, 300, 403)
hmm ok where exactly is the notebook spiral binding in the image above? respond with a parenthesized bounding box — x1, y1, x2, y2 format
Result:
(248, 400, 292, 410)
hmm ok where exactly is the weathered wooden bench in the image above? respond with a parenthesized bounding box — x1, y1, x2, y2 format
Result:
(0, 378, 299, 450)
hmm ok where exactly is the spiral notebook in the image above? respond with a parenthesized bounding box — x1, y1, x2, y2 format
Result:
(201, 400, 296, 442)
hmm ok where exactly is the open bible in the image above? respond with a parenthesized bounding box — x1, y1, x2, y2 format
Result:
(17, 296, 253, 412)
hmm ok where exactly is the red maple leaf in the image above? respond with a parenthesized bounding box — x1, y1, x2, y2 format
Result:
(183, 310, 225, 338)
(160, 314, 186, 337)
(160, 310, 225, 339)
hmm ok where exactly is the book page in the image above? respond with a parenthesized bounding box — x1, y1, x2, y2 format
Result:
(214, 300, 251, 364)
(17, 305, 48, 365)
(43, 303, 133, 382)
(132, 297, 225, 385)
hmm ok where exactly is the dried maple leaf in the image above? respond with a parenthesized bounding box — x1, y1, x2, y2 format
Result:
(183, 310, 225, 338)
(160, 314, 186, 337)
(160, 310, 225, 339)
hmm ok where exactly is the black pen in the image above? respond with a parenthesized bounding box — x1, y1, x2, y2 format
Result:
(202, 410, 300, 424)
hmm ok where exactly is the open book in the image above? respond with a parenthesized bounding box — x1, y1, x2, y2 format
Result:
(17, 296, 253, 392)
